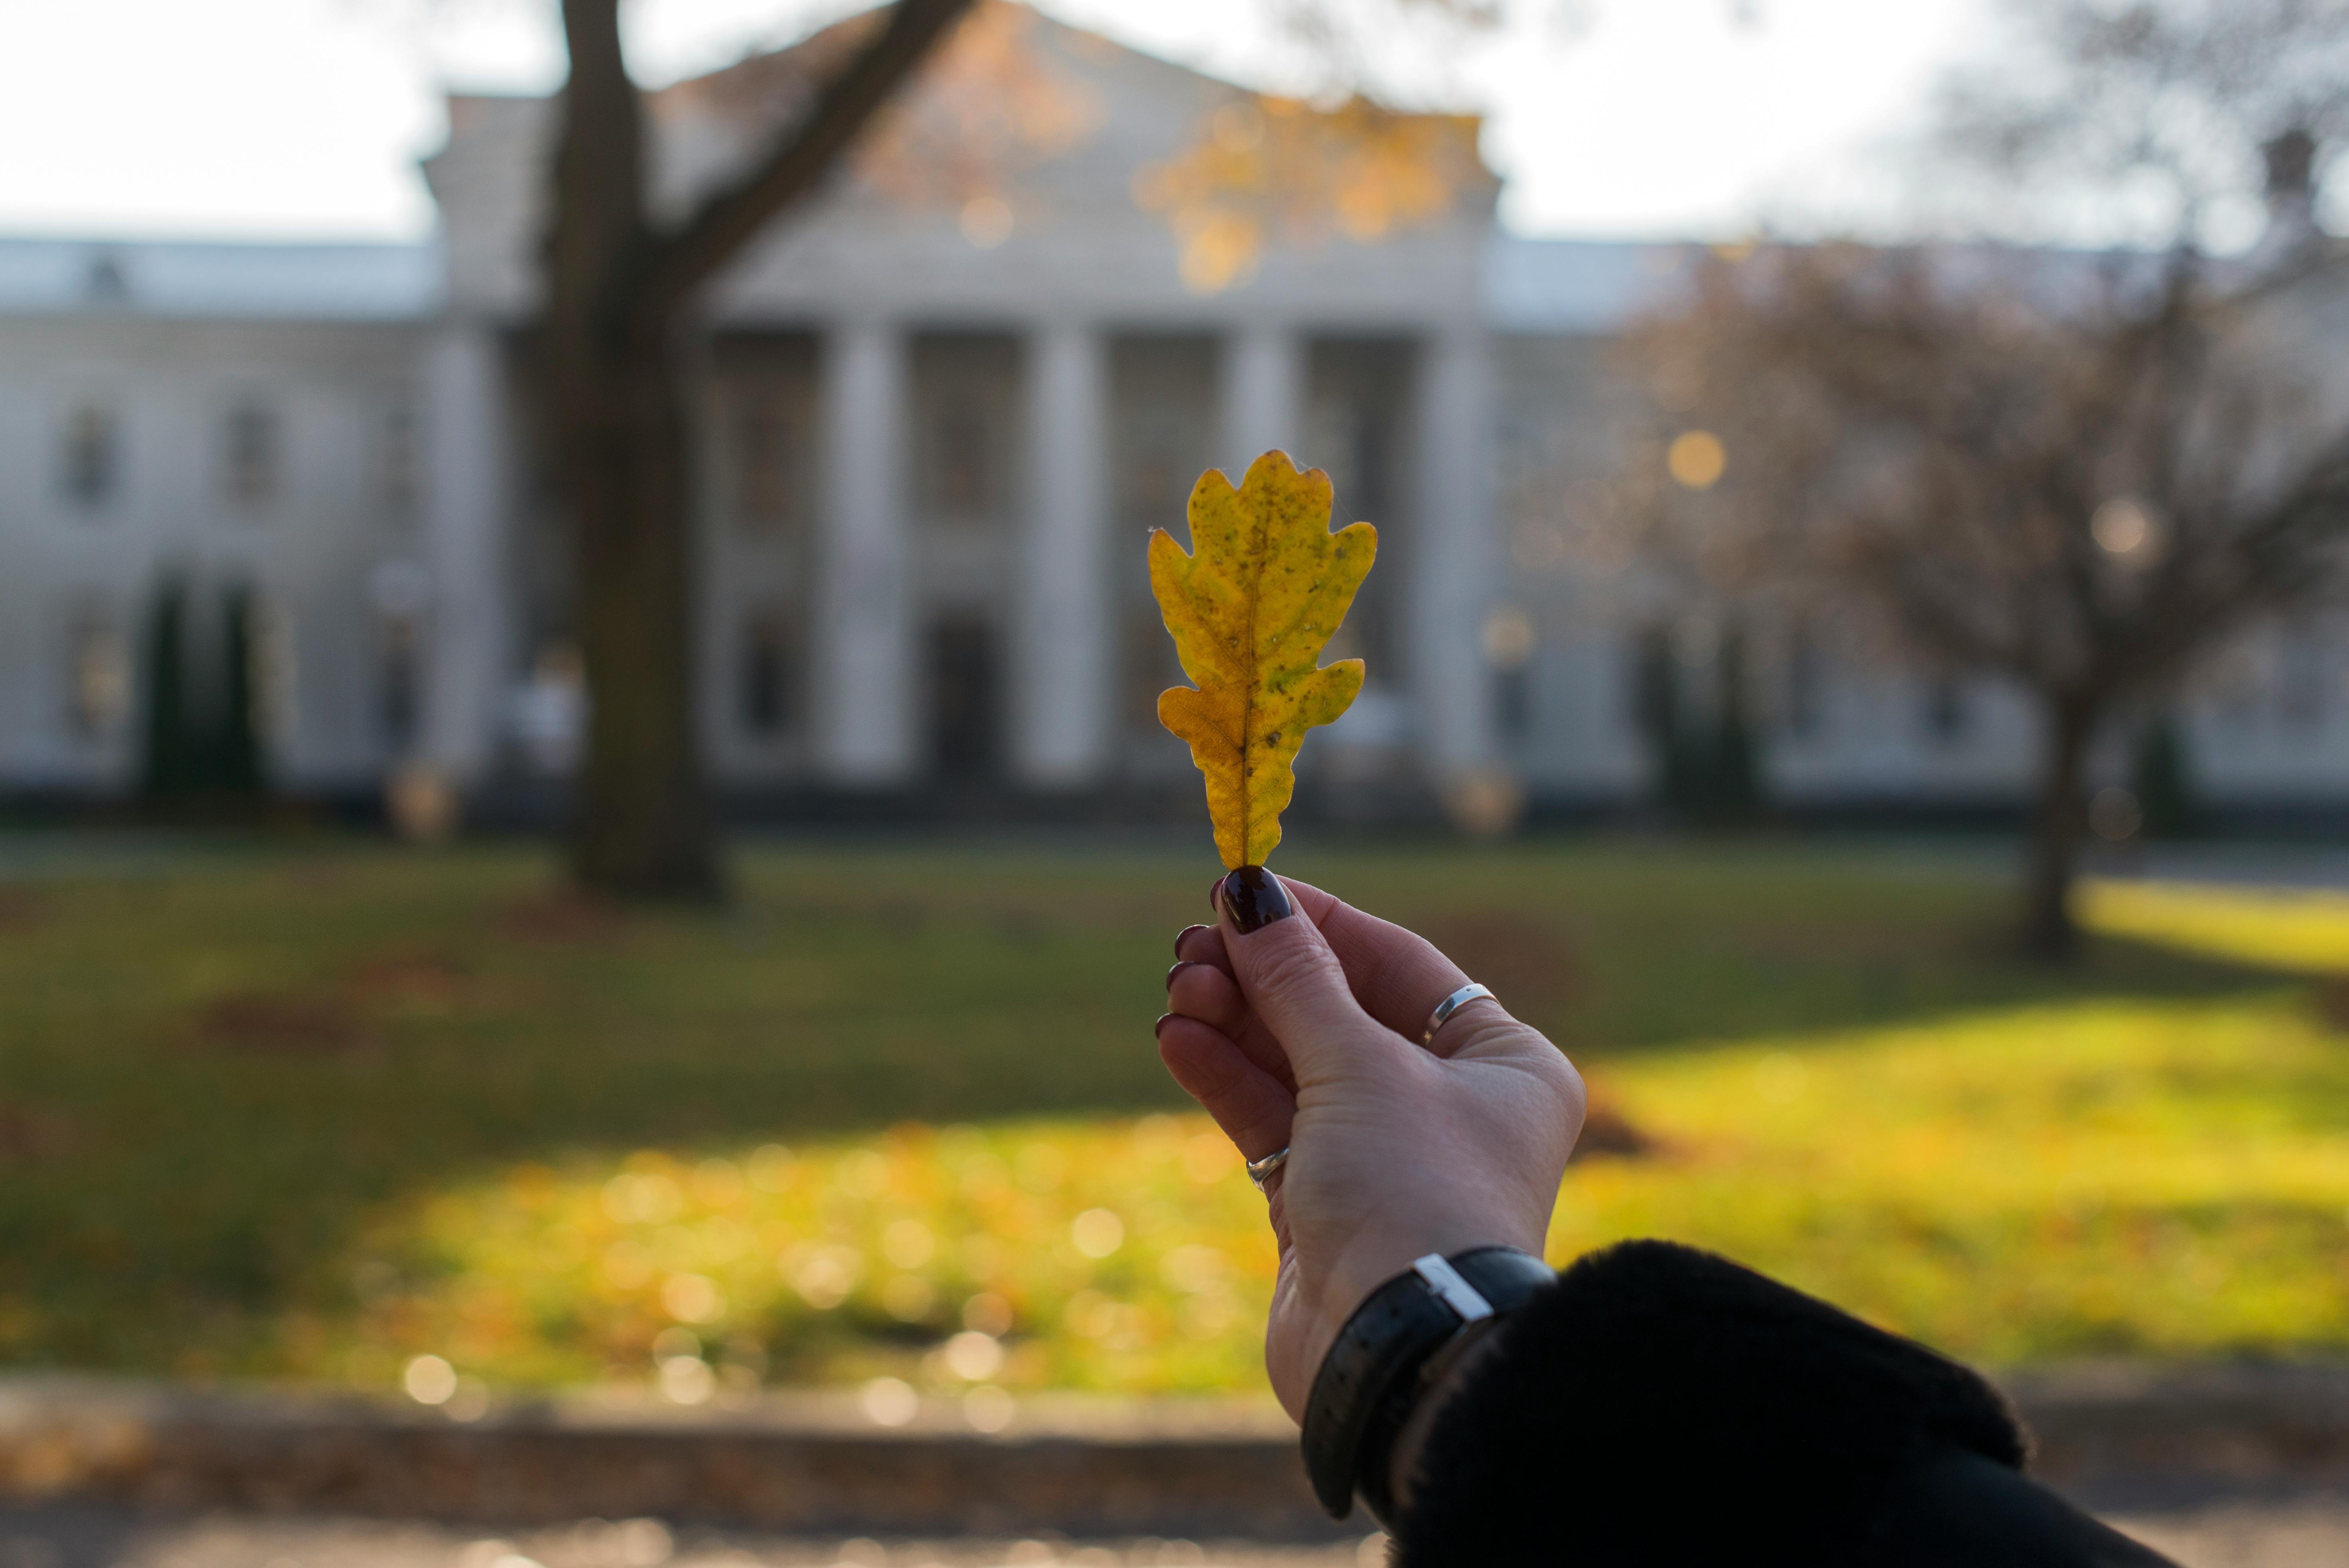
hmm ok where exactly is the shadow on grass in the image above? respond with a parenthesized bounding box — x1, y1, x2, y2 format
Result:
(0, 833, 2312, 1375)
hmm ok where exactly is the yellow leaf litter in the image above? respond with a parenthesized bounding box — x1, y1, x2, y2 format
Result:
(1149, 451, 1377, 868)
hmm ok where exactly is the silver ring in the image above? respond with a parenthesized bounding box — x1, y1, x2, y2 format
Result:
(1423, 982, 1496, 1045)
(1245, 1146, 1289, 1193)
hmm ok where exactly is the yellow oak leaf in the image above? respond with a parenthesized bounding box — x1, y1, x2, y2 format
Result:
(1149, 450, 1377, 869)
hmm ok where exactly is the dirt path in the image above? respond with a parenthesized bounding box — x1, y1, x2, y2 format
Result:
(0, 1494, 2341, 1568)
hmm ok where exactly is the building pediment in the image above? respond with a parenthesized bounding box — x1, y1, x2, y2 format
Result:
(423, 1, 1499, 325)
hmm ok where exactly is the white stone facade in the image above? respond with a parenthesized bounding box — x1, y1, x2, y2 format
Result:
(0, 10, 2343, 821)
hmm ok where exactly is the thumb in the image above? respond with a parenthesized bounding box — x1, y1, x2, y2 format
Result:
(1215, 867, 1385, 1082)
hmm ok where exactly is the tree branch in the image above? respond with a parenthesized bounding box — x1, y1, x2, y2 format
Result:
(552, 0, 648, 358)
(625, 0, 979, 339)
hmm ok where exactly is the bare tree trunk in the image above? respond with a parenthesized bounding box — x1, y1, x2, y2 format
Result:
(561, 338, 717, 897)
(541, 0, 976, 900)
(546, 0, 715, 899)
(2022, 691, 2096, 961)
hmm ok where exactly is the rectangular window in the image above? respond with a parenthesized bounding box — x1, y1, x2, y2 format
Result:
(380, 398, 419, 519)
(733, 392, 801, 533)
(1124, 607, 1182, 735)
(713, 334, 817, 536)
(1922, 677, 1970, 745)
(739, 607, 799, 737)
(1494, 666, 1533, 747)
(1629, 624, 1679, 742)
(1782, 622, 1822, 739)
(64, 608, 129, 737)
(380, 614, 421, 751)
(1109, 337, 1217, 750)
(912, 334, 1017, 528)
(1122, 437, 1182, 524)
(254, 593, 296, 747)
(61, 404, 117, 509)
(926, 617, 1000, 779)
(2204, 646, 2259, 730)
(223, 400, 278, 508)
(1305, 338, 1411, 676)
(1485, 607, 1537, 748)
(932, 400, 989, 514)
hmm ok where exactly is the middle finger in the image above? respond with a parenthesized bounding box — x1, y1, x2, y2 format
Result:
(1168, 951, 1297, 1093)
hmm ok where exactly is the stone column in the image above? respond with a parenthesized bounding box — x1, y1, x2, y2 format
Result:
(419, 321, 509, 784)
(1410, 326, 1498, 773)
(1218, 323, 1302, 477)
(1012, 322, 1112, 786)
(815, 320, 915, 783)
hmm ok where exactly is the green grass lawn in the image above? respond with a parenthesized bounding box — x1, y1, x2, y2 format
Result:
(0, 835, 2341, 1401)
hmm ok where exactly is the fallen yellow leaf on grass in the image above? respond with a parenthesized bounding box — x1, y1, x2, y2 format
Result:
(1150, 451, 1377, 868)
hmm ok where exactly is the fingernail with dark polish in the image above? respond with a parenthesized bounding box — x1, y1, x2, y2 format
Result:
(1219, 866, 1292, 934)
(1208, 877, 1225, 915)
(1166, 960, 1196, 992)
(1174, 924, 1211, 957)
(1153, 1012, 1175, 1037)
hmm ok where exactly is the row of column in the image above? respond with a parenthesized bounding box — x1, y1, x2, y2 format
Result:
(414, 317, 1497, 793)
(811, 319, 1499, 790)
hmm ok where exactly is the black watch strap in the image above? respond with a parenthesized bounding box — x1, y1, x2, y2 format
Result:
(1300, 1246, 1558, 1522)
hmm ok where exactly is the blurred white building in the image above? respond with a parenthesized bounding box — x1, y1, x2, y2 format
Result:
(0, 4, 2342, 825)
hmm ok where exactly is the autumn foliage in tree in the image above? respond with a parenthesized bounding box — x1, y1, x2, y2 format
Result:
(1135, 96, 1485, 293)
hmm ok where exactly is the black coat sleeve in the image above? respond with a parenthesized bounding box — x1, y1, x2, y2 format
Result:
(1393, 1240, 2179, 1568)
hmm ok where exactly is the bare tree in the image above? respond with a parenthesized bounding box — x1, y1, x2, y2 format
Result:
(1614, 0, 2349, 957)
(1628, 242, 2349, 957)
(545, 0, 977, 898)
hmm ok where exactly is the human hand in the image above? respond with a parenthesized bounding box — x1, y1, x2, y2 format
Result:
(1156, 867, 1585, 1422)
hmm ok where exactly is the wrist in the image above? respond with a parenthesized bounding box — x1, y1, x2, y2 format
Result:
(1303, 1225, 1538, 1393)
(1297, 1246, 1557, 1525)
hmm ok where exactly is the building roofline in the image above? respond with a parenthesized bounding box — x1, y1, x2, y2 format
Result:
(0, 235, 440, 322)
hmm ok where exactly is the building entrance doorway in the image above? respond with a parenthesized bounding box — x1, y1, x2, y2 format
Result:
(925, 617, 1000, 780)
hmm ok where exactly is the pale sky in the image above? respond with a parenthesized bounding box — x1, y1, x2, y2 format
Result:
(0, 0, 1997, 244)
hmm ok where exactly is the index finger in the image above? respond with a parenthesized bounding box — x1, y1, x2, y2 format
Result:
(1269, 877, 1497, 1056)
